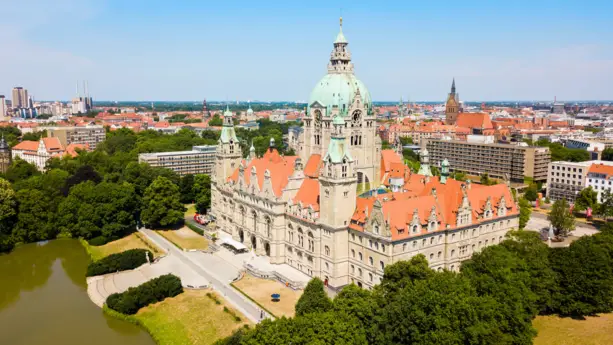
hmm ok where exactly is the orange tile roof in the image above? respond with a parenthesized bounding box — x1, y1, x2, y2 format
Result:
(64, 143, 88, 157)
(228, 148, 298, 197)
(351, 175, 517, 241)
(589, 163, 613, 178)
(304, 154, 322, 178)
(456, 113, 493, 129)
(42, 137, 63, 152)
(293, 178, 320, 211)
(12, 140, 39, 152)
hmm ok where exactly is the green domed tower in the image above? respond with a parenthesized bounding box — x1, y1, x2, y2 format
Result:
(302, 17, 381, 187)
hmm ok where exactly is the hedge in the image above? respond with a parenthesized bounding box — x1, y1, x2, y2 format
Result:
(86, 248, 153, 277)
(106, 274, 183, 314)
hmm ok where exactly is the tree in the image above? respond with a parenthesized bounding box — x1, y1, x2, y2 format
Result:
(518, 198, 532, 229)
(480, 173, 497, 186)
(141, 176, 185, 228)
(501, 230, 557, 313)
(295, 277, 332, 316)
(13, 189, 58, 243)
(462, 245, 539, 344)
(21, 130, 47, 141)
(333, 284, 380, 343)
(379, 254, 433, 294)
(523, 183, 539, 202)
(208, 114, 223, 126)
(451, 171, 467, 181)
(548, 199, 575, 236)
(574, 186, 598, 213)
(194, 174, 211, 214)
(179, 174, 195, 204)
(5, 158, 40, 183)
(399, 136, 413, 145)
(379, 271, 505, 345)
(0, 178, 17, 252)
(602, 147, 613, 161)
(61, 164, 101, 195)
(550, 235, 613, 316)
(600, 189, 613, 220)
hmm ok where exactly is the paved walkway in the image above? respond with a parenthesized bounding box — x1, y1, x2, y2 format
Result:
(527, 212, 599, 236)
(138, 228, 269, 323)
(86, 250, 208, 308)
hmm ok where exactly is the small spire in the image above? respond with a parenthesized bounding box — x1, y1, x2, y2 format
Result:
(451, 78, 456, 94)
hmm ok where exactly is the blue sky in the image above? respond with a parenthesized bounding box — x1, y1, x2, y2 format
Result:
(1, 0, 612, 102)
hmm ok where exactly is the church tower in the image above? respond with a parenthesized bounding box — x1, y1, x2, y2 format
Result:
(214, 106, 242, 182)
(0, 135, 10, 174)
(417, 147, 433, 177)
(445, 78, 460, 125)
(319, 116, 358, 228)
(303, 18, 380, 187)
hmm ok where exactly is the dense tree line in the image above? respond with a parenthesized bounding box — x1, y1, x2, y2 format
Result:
(216, 229, 613, 345)
(525, 138, 590, 162)
(0, 128, 218, 252)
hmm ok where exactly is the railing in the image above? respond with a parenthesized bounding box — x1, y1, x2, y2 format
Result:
(243, 263, 306, 290)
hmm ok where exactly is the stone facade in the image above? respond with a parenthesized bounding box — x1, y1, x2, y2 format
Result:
(211, 21, 520, 290)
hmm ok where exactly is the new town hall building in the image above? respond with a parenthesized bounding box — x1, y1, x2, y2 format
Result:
(211, 20, 520, 289)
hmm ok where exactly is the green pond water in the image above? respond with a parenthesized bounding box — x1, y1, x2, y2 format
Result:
(0, 239, 155, 345)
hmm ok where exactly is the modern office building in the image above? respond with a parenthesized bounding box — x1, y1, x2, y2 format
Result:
(545, 160, 613, 202)
(138, 145, 217, 176)
(424, 137, 551, 183)
(45, 125, 106, 150)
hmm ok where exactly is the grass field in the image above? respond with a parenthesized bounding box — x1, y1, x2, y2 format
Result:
(533, 314, 613, 345)
(157, 228, 209, 250)
(135, 289, 249, 345)
(233, 273, 302, 318)
(86, 233, 163, 261)
(185, 204, 197, 218)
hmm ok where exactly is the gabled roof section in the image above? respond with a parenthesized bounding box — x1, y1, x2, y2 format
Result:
(456, 113, 493, 129)
(227, 149, 298, 197)
(293, 178, 320, 211)
(304, 154, 322, 178)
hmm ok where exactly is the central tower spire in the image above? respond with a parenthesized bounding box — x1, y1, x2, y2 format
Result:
(328, 17, 353, 74)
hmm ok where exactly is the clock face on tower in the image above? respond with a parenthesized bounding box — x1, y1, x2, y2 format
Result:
(314, 110, 322, 128)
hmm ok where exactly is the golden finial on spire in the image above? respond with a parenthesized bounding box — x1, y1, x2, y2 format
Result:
(340, 16, 343, 28)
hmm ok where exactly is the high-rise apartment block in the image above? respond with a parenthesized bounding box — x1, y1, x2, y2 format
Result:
(0, 96, 7, 120)
(11, 87, 28, 109)
(425, 138, 551, 183)
(45, 125, 106, 150)
(138, 145, 217, 177)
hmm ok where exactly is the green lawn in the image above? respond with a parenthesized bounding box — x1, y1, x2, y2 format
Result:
(134, 289, 249, 345)
(83, 233, 163, 261)
(533, 314, 613, 345)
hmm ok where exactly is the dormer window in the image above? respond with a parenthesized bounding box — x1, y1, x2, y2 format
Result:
(412, 225, 418, 233)
(374, 224, 379, 235)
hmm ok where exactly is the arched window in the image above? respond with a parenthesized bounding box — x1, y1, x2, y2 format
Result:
(369, 256, 373, 266)
(429, 253, 434, 260)
(351, 249, 355, 258)
(298, 228, 304, 247)
(325, 245, 330, 256)
(451, 249, 455, 257)
(380, 261, 385, 271)
(252, 210, 258, 233)
(412, 225, 418, 233)
(266, 217, 272, 238)
(359, 252, 363, 261)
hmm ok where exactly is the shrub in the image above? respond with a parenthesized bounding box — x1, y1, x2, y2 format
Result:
(86, 248, 152, 277)
(88, 236, 108, 246)
(106, 274, 183, 314)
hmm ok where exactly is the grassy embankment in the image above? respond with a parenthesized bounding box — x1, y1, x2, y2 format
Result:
(534, 314, 613, 345)
(81, 233, 163, 261)
(104, 289, 249, 345)
(157, 228, 209, 251)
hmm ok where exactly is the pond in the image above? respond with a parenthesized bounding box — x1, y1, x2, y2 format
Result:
(0, 239, 155, 345)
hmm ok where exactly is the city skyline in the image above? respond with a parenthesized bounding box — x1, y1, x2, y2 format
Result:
(1, 0, 612, 102)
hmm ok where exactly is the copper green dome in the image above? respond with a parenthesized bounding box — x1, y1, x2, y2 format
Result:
(309, 74, 372, 116)
(308, 19, 372, 116)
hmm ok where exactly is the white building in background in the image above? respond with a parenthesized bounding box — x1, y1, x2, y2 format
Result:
(586, 163, 613, 203)
(138, 145, 217, 177)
